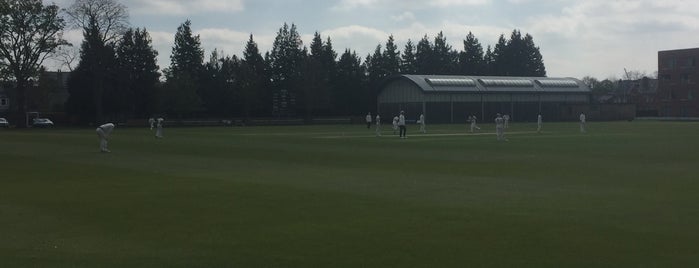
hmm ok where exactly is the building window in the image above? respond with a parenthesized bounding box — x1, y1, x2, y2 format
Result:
(681, 74, 690, 84)
(0, 98, 7, 106)
(665, 58, 676, 69)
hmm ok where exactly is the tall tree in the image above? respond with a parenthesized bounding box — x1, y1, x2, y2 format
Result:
(115, 28, 160, 118)
(241, 34, 268, 119)
(65, 0, 128, 123)
(523, 33, 546, 77)
(432, 31, 457, 74)
(0, 0, 66, 127)
(300, 32, 331, 119)
(268, 23, 304, 116)
(483, 45, 494, 76)
(66, 16, 118, 123)
(163, 19, 204, 117)
(459, 31, 485, 75)
(199, 49, 238, 116)
(415, 35, 433, 74)
(167, 19, 203, 79)
(336, 49, 366, 115)
(401, 39, 417, 74)
(491, 34, 508, 76)
(382, 35, 400, 75)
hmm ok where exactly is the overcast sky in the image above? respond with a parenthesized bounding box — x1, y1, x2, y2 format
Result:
(48, 0, 699, 79)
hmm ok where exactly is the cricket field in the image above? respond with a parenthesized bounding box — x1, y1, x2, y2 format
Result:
(1, 121, 698, 267)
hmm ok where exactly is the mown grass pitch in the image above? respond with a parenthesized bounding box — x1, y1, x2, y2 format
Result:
(1, 121, 698, 267)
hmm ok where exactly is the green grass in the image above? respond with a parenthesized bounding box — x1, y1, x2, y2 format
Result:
(1, 121, 699, 267)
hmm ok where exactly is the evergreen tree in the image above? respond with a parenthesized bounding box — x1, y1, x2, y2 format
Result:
(115, 28, 160, 118)
(163, 19, 204, 117)
(66, 17, 118, 123)
(491, 34, 508, 76)
(415, 35, 433, 74)
(269, 23, 304, 116)
(483, 45, 494, 76)
(401, 39, 417, 74)
(241, 34, 269, 119)
(335, 49, 365, 115)
(300, 32, 333, 119)
(200, 50, 239, 116)
(458, 31, 485, 75)
(433, 31, 457, 74)
(382, 35, 401, 75)
(168, 20, 204, 78)
(523, 33, 546, 77)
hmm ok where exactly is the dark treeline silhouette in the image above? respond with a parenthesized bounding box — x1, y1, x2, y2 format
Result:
(65, 20, 547, 122)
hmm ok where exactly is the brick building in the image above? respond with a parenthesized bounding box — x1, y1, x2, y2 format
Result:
(657, 48, 699, 117)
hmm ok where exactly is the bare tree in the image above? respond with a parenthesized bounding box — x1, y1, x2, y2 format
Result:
(65, 0, 128, 44)
(0, 0, 67, 127)
(51, 45, 79, 71)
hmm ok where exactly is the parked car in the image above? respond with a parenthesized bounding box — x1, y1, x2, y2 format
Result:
(0, 118, 8, 128)
(32, 118, 54, 128)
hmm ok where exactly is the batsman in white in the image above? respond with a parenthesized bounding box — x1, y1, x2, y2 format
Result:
(579, 112, 586, 133)
(96, 123, 115, 153)
(155, 118, 164, 138)
(148, 117, 155, 130)
(503, 114, 510, 129)
(537, 114, 543, 133)
(375, 114, 381, 137)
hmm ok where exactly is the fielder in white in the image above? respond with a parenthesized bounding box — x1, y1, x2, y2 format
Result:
(375, 114, 381, 137)
(96, 123, 115, 153)
(579, 112, 586, 133)
(392, 116, 399, 134)
(537, 114, 543, 133)
(503, 114, 510, 129)
(495, 113, 506, 141)
(418, 113, 426, 133)
(469, 115, 481, 133)
(155, 118, 164, 138)
(365, 113, 372, 129)
(398, 111, 407, 139)
(148, 117, 155, 130)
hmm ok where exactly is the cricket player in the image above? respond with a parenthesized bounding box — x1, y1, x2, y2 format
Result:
(419, 113, 426, 133)
(365, 113, 372, 129)
(469, 115, 481, 133)
(392, 116, 399, 134)
(503, 114, 510, 129)
(148, 117, 155, 130)
(375, 114, 381, 137)
(398, 111, 407, 139)
(579, 112, 586, 133)
(96, 123, 115, 153)
(537, 114, 543, 133)
(495, 113, 506, 141)
(155, 118, 164, 138)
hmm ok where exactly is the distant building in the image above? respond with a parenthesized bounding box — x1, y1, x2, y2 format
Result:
(377, 75, 593, 123)
(617, 77, 658, 116)
(657, 48, 699, 117)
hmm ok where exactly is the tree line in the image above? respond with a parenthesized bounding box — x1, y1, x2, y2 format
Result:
(1, 0, 547, 126)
